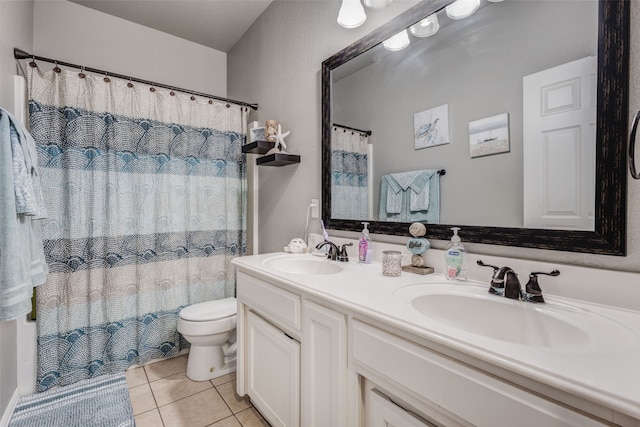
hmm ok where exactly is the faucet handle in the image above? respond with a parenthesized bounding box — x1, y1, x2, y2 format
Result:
(338, 243, 353, 262)
(530, 270, 560, 277)
(477, 259, 500, 272)
(523, 269, 560, 303)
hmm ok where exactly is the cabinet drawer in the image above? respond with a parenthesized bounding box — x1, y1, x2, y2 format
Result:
(368, 389, 436, 427)
(237, 271, 301, 333)
(350, 320, 606, 427)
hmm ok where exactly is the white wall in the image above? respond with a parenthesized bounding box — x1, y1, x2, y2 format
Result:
(0, 1, 34, 423)
(33, 0, 227, 97)
(229, 0, 640, 274)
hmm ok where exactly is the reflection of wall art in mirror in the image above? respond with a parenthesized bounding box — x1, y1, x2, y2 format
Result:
(414, 104, 449, 150)
(469, 113, 510, 158)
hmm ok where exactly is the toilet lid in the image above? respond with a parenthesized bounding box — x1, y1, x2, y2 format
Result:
(180, 297, 237, 321)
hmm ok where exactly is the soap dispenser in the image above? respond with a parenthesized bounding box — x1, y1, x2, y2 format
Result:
(445, 227, 466, 280)
(359, 222, 372, 264)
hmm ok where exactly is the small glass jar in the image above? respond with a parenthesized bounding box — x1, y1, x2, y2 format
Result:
(382, 250, 402, 277)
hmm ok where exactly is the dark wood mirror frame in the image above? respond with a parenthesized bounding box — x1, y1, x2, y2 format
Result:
(321, 0, 629, 256)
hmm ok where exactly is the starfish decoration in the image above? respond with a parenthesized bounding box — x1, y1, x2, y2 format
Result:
(272, 124, 290, 151)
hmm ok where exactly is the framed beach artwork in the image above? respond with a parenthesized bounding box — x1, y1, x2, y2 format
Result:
(469, 113, 510, 158)
(414, 104, 450, 150)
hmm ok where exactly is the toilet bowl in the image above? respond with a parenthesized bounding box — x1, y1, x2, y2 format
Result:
(178, 297, 237, 381)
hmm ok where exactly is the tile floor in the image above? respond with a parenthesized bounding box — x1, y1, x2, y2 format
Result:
(126, 354, 270, 427)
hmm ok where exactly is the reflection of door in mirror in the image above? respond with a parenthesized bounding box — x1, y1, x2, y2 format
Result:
(331, 125, 372, 220)
(523, 56, 596, 231)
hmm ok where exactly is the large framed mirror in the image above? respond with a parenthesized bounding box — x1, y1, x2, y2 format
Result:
(322, 0, 629, 255)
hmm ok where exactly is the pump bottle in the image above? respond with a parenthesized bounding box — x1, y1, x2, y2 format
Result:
(359, 222, 372, 263)
(445, 227, 466, 280)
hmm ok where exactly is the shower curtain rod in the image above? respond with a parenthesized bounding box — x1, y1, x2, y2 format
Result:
(14, 48, 258, 111)
(333, 123, 372, 136)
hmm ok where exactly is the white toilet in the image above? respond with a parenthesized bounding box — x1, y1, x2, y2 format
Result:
(177, 297, 238, 381)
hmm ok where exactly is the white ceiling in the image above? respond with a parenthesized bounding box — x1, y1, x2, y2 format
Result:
(68, 0, 274, 53)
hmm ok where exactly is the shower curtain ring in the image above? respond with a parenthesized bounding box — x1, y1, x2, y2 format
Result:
(127, 78, 134, 88)
(53, 61, 61, 73)
(29, 56, 37, 68)
(78, 66, 86, 79)
(103, 72, 110, 83)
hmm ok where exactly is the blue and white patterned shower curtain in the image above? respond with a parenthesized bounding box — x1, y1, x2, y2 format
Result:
(27, 67, 247, 391)
(331, 127, 369, 219)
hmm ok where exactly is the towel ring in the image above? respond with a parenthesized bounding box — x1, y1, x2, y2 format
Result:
(630, 110, 640, 179)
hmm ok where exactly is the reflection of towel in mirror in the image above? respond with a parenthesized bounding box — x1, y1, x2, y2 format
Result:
(380, 170, 440, 223)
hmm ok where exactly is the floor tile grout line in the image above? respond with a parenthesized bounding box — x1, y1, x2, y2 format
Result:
(211, 384, 235, 415)
(143, 366, 167, 427)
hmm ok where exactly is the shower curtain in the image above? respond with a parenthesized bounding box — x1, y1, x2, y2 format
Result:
(331, 127, 369, 219)
(27, 66, 247, 391)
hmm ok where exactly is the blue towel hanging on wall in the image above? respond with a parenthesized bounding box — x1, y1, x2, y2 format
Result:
(0, 107, 48, 321)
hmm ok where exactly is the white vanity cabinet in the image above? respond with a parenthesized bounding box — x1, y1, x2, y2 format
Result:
(233, 254, 639, 427)
(236, 271, 348, 427)
(237, 272, 302, 427)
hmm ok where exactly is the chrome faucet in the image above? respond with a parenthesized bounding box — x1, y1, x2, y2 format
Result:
(477, 260, 560, 303)
(315, 240, 339, 261)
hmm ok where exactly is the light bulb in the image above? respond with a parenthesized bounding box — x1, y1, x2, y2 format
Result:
(363, 0, 394, 10)
(409, 14, 439, 38)
(445, 0, 480, 20)
(383, 30, 410, 51)
(337, 0, 367, 29)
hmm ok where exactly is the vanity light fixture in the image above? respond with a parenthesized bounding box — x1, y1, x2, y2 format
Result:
(409, 14, 440, 38)
(445, 0, 480, 20)
(363, 0, 394, 10)
(383, 29, 410, 51)
(337, 0, 367, 28)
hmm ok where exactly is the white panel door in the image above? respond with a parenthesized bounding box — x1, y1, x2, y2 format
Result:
(247, 310, 300, 427)
(302, 301, 347, 427)
(523, 56, 596, 230)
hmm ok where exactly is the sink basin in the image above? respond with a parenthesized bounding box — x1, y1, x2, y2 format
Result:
(394, 283, 639, 350)
(411, 292, 589, 348)
(263, 254, 344, 275)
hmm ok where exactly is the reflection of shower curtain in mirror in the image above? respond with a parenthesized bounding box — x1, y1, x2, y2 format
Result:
(331, 128, 369, 219)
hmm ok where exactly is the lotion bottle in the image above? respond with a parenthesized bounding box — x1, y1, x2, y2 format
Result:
(359, 222, 371, 263)
(445, 227, 466, 280)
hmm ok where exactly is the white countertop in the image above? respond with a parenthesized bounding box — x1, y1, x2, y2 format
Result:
(232, 252, 640, 421)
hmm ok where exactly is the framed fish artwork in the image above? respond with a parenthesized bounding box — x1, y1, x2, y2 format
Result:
(414, 104, 450, 150)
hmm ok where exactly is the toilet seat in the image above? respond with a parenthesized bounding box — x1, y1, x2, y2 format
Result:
(179, 297, 237, 322)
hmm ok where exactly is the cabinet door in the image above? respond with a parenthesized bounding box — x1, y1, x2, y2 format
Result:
(368, 389, 436, 427)
(247, 310, 300, 427)
(302, 301, 347, 427)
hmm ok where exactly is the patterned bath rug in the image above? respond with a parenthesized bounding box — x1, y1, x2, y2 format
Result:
(9, 373, 134, 427)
